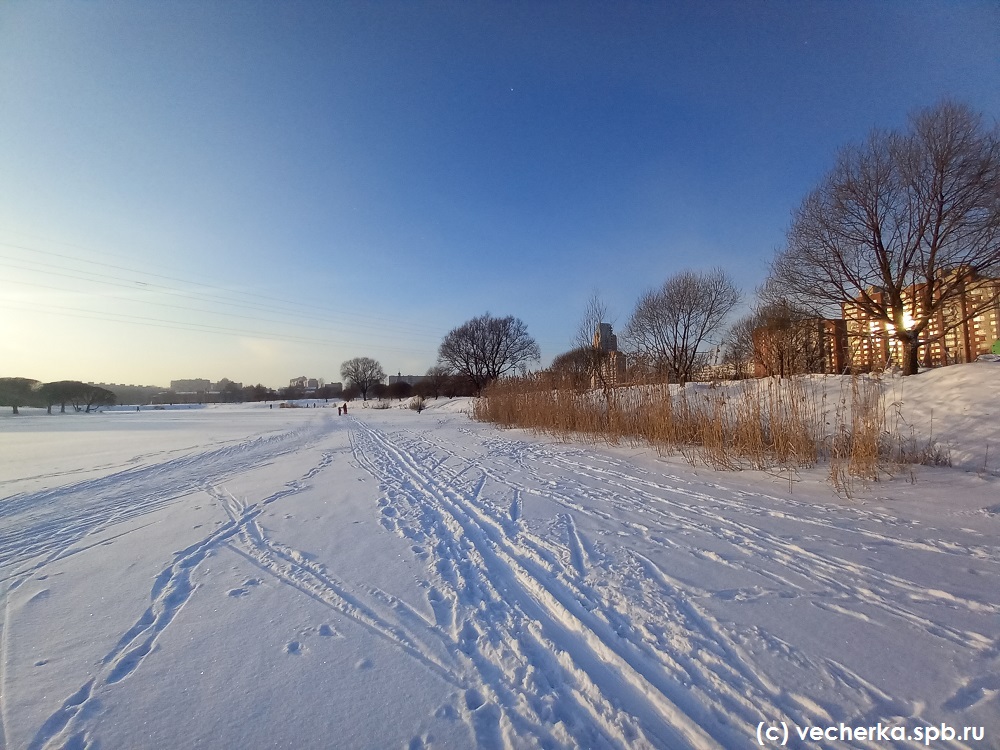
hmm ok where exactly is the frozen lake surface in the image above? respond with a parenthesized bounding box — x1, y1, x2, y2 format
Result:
(1, 377, 998, 748)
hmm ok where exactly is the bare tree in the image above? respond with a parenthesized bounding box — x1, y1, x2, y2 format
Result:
(387, 381, 412, 401)
(421, 365, 452, 399)
(39, 380, 83, 414)
(721, 312, 759, 380)
(574, 293, 620, 391)
(0, 377, 40, 415)
(76, 384, 117, 413)
(624, 268, 741, 383)
(766, 100, 1000, 375)
(751, 302, 833, 378)
(549, 347, 593, 391)
(442, 373, 476, 398)
(437, 313, 540, 393)
(340, 357, 386, 401)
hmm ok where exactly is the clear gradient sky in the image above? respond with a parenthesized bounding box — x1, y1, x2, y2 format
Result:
(1, 1, 998, 389)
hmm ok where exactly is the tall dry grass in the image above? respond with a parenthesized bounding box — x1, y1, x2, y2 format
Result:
(474, 372, 946, 493)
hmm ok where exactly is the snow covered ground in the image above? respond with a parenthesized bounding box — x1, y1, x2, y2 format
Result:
(1, 365, 998, 749)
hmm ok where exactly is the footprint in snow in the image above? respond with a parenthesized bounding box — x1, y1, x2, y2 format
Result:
(227, 588, 249, 597)
(356, 657, 374, 670)
(434, 704, 458, 721)
(285, 641, 303, 655)
(464, 689, 485, 711)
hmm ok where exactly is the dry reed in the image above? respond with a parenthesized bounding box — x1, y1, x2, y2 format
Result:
(474, 371, 944, 494)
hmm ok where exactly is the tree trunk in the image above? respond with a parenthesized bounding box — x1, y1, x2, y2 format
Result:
(900, 334, 920, 376)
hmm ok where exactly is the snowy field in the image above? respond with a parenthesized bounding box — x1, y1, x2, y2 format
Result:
(1, 366, 999, 749)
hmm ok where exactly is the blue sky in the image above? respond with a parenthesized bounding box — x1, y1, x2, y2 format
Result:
(1, 1, 998, 388)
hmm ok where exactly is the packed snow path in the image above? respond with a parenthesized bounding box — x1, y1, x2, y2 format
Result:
(0, 404, 997, 749)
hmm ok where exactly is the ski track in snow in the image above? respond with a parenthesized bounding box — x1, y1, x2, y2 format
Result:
(4, 410, 996, 749)
(16, 423, 339, 750)
(349, 419, 996, 750)
(0, 421, 331, 579)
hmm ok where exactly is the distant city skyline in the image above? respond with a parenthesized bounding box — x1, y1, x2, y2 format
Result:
(2, 1, 998, 389)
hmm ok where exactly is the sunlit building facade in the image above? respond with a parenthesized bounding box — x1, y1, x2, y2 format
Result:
(843, 269, 1000, 370)
(592, 323, 627, 387)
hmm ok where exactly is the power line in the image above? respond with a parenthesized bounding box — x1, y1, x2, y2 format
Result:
(0, 239, 452, 339)
(2, 275, 441, 349)
(0, 300, 434, 356)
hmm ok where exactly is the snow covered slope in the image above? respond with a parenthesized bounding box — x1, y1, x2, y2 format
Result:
(0, 369, 997, 748)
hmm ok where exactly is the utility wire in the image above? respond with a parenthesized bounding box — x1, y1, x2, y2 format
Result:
(3, 275, 441, 348)
(0, 300, 433, 356)
(0, 240, 449, 339)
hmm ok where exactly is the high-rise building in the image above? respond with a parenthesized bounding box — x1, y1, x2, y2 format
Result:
(592, 323, 626, 387)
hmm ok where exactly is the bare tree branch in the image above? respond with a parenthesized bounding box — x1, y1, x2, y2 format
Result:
(766, 100, 1000, 375)
(340, 357, 386, 401)
(438, 313, 540, 393)
(624, 269, 741, 383)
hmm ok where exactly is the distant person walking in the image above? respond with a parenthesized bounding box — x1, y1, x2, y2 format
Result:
(337, 406, 342, 416)
(342, 403, 348, 415)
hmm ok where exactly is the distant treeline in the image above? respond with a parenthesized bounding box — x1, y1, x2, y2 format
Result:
(0, 377, 117, 414)
(0, 371, 483, 414)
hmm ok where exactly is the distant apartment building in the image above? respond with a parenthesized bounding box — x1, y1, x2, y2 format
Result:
(387, 373, 424, 386)
(843, 269, 1000, 370)
(170, 378, 210, 393)
(289, 376, 322, 390)
(751, 318, 849, 378)
(156, 377, 243, 404)
(592, 323, 627, 387)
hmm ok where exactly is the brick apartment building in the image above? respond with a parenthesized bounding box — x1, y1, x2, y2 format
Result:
(751, 318, 849, 378)
(843, 269, 1000, 370)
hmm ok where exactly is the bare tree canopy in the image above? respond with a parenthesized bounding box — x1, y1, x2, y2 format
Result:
(339, 357, 386, 401)
(0, 377, 40, 415)
(549, 347, 594, 391)
(572, 293, 615, 390)
(721, 313, 758, 380)
(746, 301, 844, 378)
(416, 365, 451, 400)
(766, 100, 1000, 375)
(624, 268, 741, 383)
(438, 313, 540, 393)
